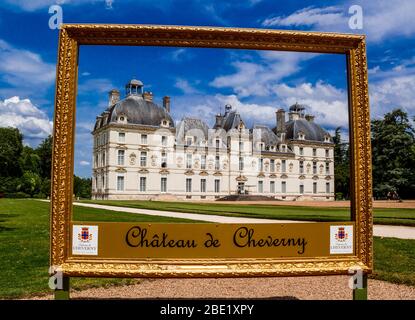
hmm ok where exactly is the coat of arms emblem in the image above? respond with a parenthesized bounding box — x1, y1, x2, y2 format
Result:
(78, 227, 93, 242)
(335, 227, 348, 242)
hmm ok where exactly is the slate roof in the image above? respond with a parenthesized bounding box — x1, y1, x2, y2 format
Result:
(103, 94, 174, 128)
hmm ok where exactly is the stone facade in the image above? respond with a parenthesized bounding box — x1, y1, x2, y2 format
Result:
(92, 79, 335, 201)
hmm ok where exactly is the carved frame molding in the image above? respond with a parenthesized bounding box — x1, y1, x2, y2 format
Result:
(50, 24, 372, 278)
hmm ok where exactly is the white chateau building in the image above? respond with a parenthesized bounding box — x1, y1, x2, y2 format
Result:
(92, 79, 335, 201)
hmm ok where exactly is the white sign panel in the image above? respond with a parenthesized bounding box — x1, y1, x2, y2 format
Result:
(330, 225, 353, 254)
(72, 225, 98, 255)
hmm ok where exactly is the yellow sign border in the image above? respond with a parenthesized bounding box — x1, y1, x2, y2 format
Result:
(50, 24, 372, 278)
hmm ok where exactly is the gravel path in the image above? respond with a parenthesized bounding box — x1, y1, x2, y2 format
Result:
(73, 202, 415, 239)
(31, 276, 415, 300)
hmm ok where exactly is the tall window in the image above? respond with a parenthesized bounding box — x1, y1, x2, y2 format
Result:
(281, 181, 286, 193)
(102, 152, 106, 167)
(140, 151, 147, 167)
(325, 149, 329, 158)
(117, 150, 125, 165)
(161, 152, 167, 168)
(200, 179, 206, 193)
(270, 181, 275, 193)
(140, 177, 146, 192)
(326, 162, 330, 175)
(161, 135, 167, 146)
(270, 159, 275, 172)
(313, 161, 317, 174)
(299, 147, 304, 155)
(300, 184, 304, 194)
(299, 161, 304, 174)
(258, 181, 263, 193)
(186, 178, 192, 192)
(313, 148, 317, 157)
(239, 157, 244, 171)
(118, 132, 125, 142)
(214, 179, 220, 193)
(282, 160, 286, 173)
(239, 141, 244, 152)
(95, 154, 99, 167)
(161, 177, 167, 193)
(186, 153, 192, 169)
(215, 155, 220, 170)
(313, 182, 317, 194)
(259, 158, 264, 172)
(201, 155, 206, 170)
(141, 134, 147, 144)
(186, 137, 192, 146)
(117, 176, 124, 191)
(215, 139, 220, 149)
(102, 176, 105, 190)
(326, 182, 330, 194)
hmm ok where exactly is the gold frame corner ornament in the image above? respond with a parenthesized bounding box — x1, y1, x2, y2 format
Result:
(50, 24, 372, 277)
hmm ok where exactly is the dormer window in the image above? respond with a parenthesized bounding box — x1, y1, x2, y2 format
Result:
(186, 136, 193, 146)
(298, 131, 305, 140)
(324, 134, 331, 143)
(161, 119, 169, 127)
(118, 115, 127, 124)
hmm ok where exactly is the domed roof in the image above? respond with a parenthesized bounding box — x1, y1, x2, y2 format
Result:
(285, 118, 331, 142)
(127, 79, 143, 87)
(107, 95, 174, 128)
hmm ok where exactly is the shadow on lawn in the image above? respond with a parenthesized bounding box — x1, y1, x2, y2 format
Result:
(0, 213, 18, 232)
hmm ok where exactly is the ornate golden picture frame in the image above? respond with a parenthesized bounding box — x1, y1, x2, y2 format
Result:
(50, 24, 372, 278)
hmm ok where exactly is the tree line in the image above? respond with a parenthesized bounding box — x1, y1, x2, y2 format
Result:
(0, 127, 91, 199)
(334, 108, 415, 200)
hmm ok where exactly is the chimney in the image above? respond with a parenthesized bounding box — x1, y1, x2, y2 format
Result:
(108, 89, 120, 107)
(143, 91, 153, 102)
(305, 114, 315, 122)
(276, 109, 286, 133)
(214, 114, 223, 129)
(163, 96, 171, 113)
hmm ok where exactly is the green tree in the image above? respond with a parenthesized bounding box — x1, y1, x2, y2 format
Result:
(74, 176, 92, 199)
(36, 135, 53, 179)
(19, 146, 41, 174)
(0, 127, 23, 177)
(333, 127, 350, 200)
(371, 109, 415, 199)
(20, 171, 42, 196)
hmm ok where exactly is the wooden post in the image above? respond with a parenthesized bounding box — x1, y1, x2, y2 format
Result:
(54, 276, 70, 300)
(353, 273, 367, 300)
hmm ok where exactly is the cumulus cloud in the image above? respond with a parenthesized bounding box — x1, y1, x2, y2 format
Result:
(273, 81, 349, 129)
(210, 51, 318, 98)
(175, 79, 201, 95)
(0, 96, 52, 145)
(262, 1, 415, 42)
(0, 39, 55, 95)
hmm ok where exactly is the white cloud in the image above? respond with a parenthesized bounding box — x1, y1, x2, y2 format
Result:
(0, 96, 52, 145)
(273, 81, 349, 129)
(262, 1, 415, 42)
(79, 160, 90, 166)
(263, 6, 344, 28)
(210, 51, 317, 98)
(175, 79, 200, 95)
(0, 39, 55, 95)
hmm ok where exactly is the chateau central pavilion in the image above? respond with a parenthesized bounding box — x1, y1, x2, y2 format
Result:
(92, 78, 334, 201)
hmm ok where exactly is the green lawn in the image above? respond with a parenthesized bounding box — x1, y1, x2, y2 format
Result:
(0, 198, 414, 298)
(82, 199, 415, 226)
(0, 199, 192, 298)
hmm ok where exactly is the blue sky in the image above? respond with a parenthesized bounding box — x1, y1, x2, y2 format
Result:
(0, 0, 415, 177)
